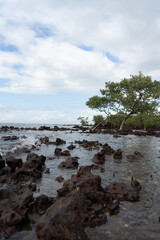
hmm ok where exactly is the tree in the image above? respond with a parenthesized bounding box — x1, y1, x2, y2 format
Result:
(92, 115, 106, 125)
(86, 72, 160, 130)
(77, 116, 89, 126)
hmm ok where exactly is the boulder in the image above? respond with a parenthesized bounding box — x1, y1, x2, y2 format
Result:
(6, 157, 22, 172)
(113, 149, 123, 159)
(58, 157, 79, 169)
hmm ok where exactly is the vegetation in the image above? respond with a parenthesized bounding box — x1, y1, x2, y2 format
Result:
(86, 72, 160, 130)
(92, 115, 106, 125)
(77, 116, 89, 126)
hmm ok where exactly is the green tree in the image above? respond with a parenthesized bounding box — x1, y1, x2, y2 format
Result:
(86, 72, 160, 130)
(92, 115, 106, 125)
(77, 116, 89, 126)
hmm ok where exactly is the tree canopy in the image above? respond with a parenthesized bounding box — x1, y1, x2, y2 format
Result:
(86, 72, 160, 130)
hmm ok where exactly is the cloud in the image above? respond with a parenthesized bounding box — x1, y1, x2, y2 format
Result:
(0, 0, 160, 96)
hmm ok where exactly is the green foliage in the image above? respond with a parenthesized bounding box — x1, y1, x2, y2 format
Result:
(86, 72, 160, 129)
(92, 115, 106, 125)
(77, 116, 89, 126)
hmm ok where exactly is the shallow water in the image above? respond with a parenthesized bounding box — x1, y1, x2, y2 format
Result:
(0, 125, 160, 240)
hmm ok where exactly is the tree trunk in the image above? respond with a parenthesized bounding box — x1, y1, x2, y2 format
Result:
(119, 112, 133, 130)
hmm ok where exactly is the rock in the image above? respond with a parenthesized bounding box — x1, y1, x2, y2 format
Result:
(11, 189, 34, 216)
(113, 149, 123, 159)
(2, 136, 19, 141)
(131, 177, 142, 192)
(105, 182, 139, 202)
(58, 157, 79, 169)
(54, 148, 70, 157)
(55, 138, 66, 145)
(39, 136, 49, 144)
(92, 151, 105, 164)
(54, 148, 62, 156)
(0, 155, 5, 169)
(67, 144, 76, 150)
(57, 166, 103, 197)
(102, 144, 115, 154)
(6, 157, 22, 172)
(55, 175, 64, 182)
(28, 194, 55, 223)
(126, 151, 143, 160)
(0, 189, 10, 200)
(26, 153, 46, 171)
(45, 168, 50, 174)
(35, 191, 89, 240)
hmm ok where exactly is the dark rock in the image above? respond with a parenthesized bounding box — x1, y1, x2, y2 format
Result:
(39, 136, 49, 144)
(28, 194, 55, 223)
(55, 175, 64, 182)
(113, 149, 123, 159)
(58, 157, 79, 169)
(67, 144, 76, 150)
(54, 147, 62, 156)
(6, 157, 22, 172)
(11, 189, 34, 216)
(55, 138, 66, 145)
(45, 168, 50, 174)
(102, 144, 115, 154)
(0, 155, 5, 169)
(2, 136, 19, 141)
(26, 153, 46, 171)
(126, 151, 143, 160)
(131, 177, 142, 192)
(54, 148, 70, 157)
(0, 189, 10, 200)
(92, 151, 105, 165)
(105, 182, 140, 202)
(35, 191, 89, 240)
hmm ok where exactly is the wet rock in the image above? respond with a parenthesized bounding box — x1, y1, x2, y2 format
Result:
(54, 138, 66, 145)
(45, 168, 50, 174)
(102, 143, 115, 154)
(92, 151, 105, 164)
(38, 126, 51, 131)
(11, 188, 34, 216)
(55, 175, 64, 182)
(131, 177, 142, 192)
(2, 136, 19, 141)
(75, 139, 99, 150)
(58, 157, 79, 169)
(35, 191, 89, 240)
(100, 167, 105, 173)
(39, 136, 49, 144)
(6, 157, 23, 172)
(113, 149, 123, 159)
(0, 155, 5, 169)
(105, 182, 140, 202)
(12, 153, 46, 182)
(0, 188, 10, 200)
(54, 148, 70, 157)
(28, 194, 55, 223)
(126, 151, 143, 160)
(67, 144, 76, 150)
(26, 153, 46, 171)
(58, 166, 103, 197)
(0, 189, 33, 236)
(54, 147, 62, 156)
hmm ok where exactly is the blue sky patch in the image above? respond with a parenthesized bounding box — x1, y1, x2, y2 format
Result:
(106, 51, 120, 63)
(78, 45, 93, 52)
(0, 35, 18, 52)
(0, 79, 10, 87)
(32, 23, 53, 38)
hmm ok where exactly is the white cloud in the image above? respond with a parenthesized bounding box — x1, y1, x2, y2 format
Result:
(0, 0, 160, 95)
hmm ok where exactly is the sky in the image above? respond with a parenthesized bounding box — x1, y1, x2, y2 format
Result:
(0, 0, 160, 124)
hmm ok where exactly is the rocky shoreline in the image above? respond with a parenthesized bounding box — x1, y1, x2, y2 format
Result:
(0, 125, 159, 239)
